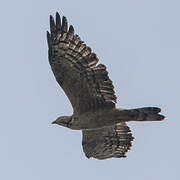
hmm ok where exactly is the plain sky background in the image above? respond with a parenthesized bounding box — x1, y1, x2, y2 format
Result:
(1, 0, 180, 179)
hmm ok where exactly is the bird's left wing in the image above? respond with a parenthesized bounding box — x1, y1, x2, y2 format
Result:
(82, 122, 134, 160)
(47, 12, 117, 115)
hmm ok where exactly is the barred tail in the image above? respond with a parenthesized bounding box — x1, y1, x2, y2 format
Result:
(124, 107, 165, 122)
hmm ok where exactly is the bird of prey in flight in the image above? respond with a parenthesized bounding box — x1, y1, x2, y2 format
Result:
(47, 12, 165, 160)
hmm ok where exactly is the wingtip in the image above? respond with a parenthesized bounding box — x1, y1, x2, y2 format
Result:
(56, 12, 60, 22)
(62, 15, 67, 21)
(69, 25, 74, 34)
(50, 15, 56, 33)
(62, 16, 68, 32)
(56, 12, 60, 17)
(56, 12, 61, 31)
(50, 14, 53, 21)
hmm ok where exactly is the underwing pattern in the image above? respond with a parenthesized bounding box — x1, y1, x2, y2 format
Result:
(82, 122, 134, 159)
(47, 13, 116, 115)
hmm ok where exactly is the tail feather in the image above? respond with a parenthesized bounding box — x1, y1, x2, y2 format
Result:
(125, 107, 165, 121)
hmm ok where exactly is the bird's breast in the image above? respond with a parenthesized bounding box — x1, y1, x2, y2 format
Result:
(71, 109, 118, 130)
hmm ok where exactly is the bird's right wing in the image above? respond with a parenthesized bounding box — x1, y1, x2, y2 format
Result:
(82, 122, 134, 160)
(47, 12, 117, 115)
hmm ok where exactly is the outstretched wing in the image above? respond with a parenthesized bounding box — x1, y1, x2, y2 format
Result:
(47, 12, 117, 115)
(82, 122, 134, 160)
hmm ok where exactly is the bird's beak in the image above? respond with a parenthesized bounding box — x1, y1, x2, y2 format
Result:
(51, 120, 56, 124)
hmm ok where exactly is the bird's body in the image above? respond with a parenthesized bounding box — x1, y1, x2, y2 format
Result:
(61, 107, 163, 130)
(47, 12, 165, 160)
(68, 108, 123, 130)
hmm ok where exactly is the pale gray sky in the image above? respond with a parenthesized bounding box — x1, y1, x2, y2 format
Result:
(1, 0, 180, 179)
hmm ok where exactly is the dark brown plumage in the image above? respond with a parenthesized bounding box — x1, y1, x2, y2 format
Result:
(82, 122, 134, 159)
(47, 12, 165, 160)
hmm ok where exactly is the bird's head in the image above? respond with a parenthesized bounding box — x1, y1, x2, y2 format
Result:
(52, 116, 72, 128)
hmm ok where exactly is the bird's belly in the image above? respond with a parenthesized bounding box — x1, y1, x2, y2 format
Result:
(72, 109, 119, 130)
